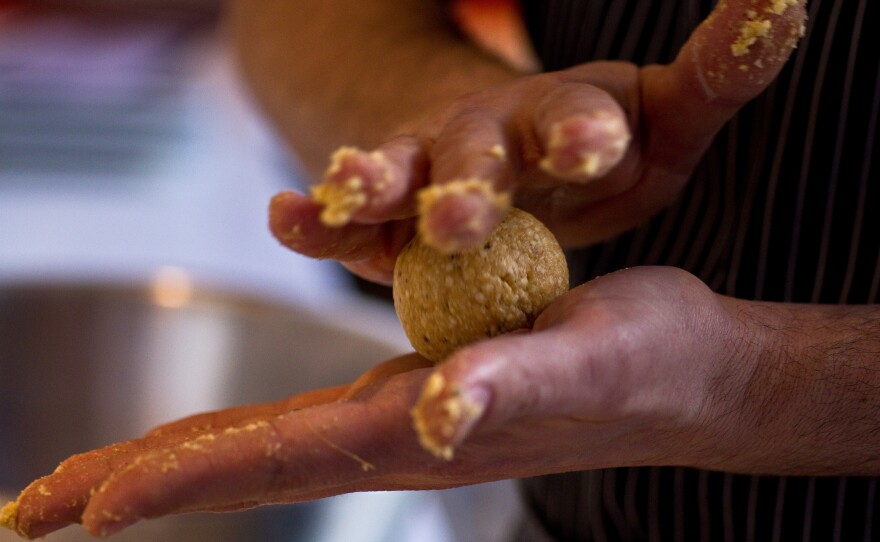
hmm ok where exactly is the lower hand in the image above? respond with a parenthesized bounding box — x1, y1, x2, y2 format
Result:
(6, 267, 760, 539)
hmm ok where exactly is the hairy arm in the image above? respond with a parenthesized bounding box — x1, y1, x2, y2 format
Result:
(228, 0, 521, 179)
(705, 299, 880, 475)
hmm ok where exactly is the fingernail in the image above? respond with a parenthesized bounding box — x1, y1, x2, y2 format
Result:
(412, 372, 491, 460)
(312, 147, 391, 227)
(268, 191, 310, 249)
(540, 113, 630, 180)
(417, 178, 510, 253)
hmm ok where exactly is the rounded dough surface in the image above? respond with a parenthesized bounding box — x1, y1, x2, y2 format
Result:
(393, 208, 569, 362)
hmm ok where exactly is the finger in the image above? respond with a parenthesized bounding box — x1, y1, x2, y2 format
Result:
(269, 191, 415, 284)
(10, 357, 431, 538)
(310, 136, 429, 227)
(644, 0, 807, 171)
(416, 110, 514, 253)
(170, 356, 432, 518)
(186, 356, 434, 514)
(12, 383, 352, 539)
(78, 372, 435, 537)
(146, 385, 351, 437)
(533, 81, 631, 182)
(9, 430, 211, 539)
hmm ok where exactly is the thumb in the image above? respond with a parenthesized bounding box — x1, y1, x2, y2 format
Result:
(411, 319, 620, 460)
(643, 0, 807, 172)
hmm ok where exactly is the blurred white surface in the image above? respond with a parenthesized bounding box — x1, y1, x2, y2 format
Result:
(0, 8, 355, 312)
(0, 8, 520, 542)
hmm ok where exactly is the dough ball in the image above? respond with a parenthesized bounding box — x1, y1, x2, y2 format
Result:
(393, 208, 569, 362)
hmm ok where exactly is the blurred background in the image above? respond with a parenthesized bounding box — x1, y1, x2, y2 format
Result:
(0, 1, 520, 541)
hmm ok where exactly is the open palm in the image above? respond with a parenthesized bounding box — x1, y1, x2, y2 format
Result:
(7, 267, 755, 539)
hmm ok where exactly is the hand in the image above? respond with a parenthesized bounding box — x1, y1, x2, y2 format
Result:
(6, 267, 757, 539)
(269, 0, 807, 284)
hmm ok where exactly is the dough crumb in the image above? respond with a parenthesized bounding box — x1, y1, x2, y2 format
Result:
(311, 175, 367, 227)
(731, 18, 772, 57)
(313, 147, 390, 227)
(0, 500, 19, 533)
(411, 377, 485, 460)
(417, 178, 510, 217)
(768, 0, 799, 16)
(488, 144, 506, 160)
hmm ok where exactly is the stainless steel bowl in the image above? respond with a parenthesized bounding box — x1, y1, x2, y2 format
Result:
(0, 279, 406, 541)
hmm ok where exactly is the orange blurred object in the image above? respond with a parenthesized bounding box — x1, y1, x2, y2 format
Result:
(450, 0, 539, 72)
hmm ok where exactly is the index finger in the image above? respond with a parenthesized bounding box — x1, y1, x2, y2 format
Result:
(269, 191, 415, 284)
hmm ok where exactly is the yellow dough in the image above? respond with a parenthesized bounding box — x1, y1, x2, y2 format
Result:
(393, 208, 569, 362)
(0, 500, 18, 534)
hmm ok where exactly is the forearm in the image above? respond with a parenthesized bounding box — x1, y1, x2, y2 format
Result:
(706, 298, 880, 476)
(228, 0, 520, 179)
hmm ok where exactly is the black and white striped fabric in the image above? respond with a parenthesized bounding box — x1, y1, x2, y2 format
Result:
(515, 0, 880, 540)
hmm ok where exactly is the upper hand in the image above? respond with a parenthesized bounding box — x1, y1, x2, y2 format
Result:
(268, 0, 807, 284)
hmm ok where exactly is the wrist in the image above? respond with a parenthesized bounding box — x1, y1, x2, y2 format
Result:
(692, 298, 880, 475)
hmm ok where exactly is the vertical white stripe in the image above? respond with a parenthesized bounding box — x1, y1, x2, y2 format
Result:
(669, 168, 709, 266)
(703, 120, 740, 291)
(754, 0, 824, 300)
(644, 191, 689, 265)
(802, 477, 817, 542)
(618, 0, 655, 60)
(745, 476, 760, 541)
(832, 477, 847, 542)
(558, 0, 587, 68)
(563, 473, 581, 538)
(771, 477, 787, 542)
(587, 470, 609, 542)
(594, 234, 623, 274)
(647, 467, 662, 542)
(623, 219, 653, 269)
(540, 0, 566, 68)
(864, 478, 877, 542)
(817, 0, 867, 303)
(624, 467, 644, 539)
(642, 0, 679, 63)
(722, 472, 735, 542)
(673, 467, 686, 542)
(725, 87, 779, 295)
(601, 469, 630, 539)
(698, 469, 712, 542)
(682, 158, 722, 273)
(842, 52, 880, 303)
(593, 1, 628, 59)
(577, 0, 613, 65)
(783, 0, 844, 301)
